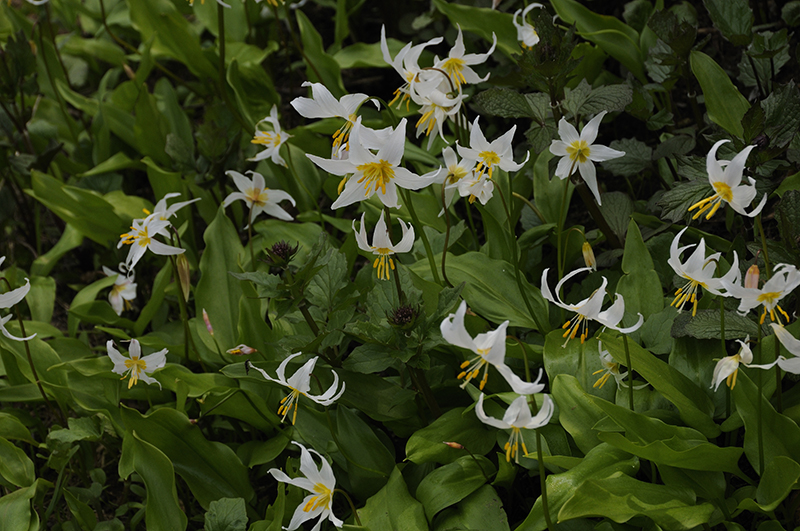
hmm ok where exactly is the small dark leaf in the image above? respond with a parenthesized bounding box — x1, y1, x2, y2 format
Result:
(646, 108, 673, 131)
(582, 84, 634, 116)
(671, 310, 766, 340)
(600, 138, 652, 177)
(525, 122, 558, 153)
(741, 104, 765, 145)
(784, 1, 800, 26)
(598, 192, 634, 241)
(204, 498, 247, 531)
(562, 79, 592, 117)
(623, 0, 653, 32)
(775, 190, 800, 255)
(762, 83, 800, 148)
(653, 135, 695, 160)
(473, 88, 535, 119)
(657, 179, 711, 223)
(703, 0, 754, 46)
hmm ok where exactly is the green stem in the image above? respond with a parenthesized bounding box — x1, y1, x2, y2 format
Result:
(281, 1, 325, 85)
(408, 364, 441, 418)
(441, 183, 453, 288)
(513, 191, 547, 224)
(776, 336, 783, 413)
(285, 145, 320, 219)
(464, 197, 478, 249)
(247, 206, 255, 269)
(170, 256, 205, 371)
(218, 4, 226, 85)
(401, 189, 441, 285)
(757, 323, 765, 475)
(721, 298, 730, 418)
(536, 429, 556, 531)
(755, 214, 772, 277)
(623, 334, 634, 411)
(334, 489, 362, 527)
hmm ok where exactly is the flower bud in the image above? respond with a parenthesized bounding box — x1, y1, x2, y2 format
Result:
(265, 240, 299, 267)
(387, 304, 420, 331)
(202, 309, 214, 336)
(745, 264, 760, 289)
(176, 254, 191, 302)
(227, 344, 256, 356)
(443, 441, 464, 450)
(582, 241, 596, 271)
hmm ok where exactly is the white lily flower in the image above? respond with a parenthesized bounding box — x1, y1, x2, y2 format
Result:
(746, 325, 800, 375)
(291, 81, 379, 150)
(107, 339, 167, 390)
(513, 3, 545, 49)
(268, 441, 343, 531)
(0, 257, 36, 342)
(146, 192, 200, 225)
(457, 117, 529, 180)
(102, 267, 137, 316)
(247, 353, 345, 425)
(433, 26, 497, 89)
(457, 172, 494, 205)
(710, 337, 754, 391)
(441, 301, 545, 393)
(381, 26, 443, 109)
(118, 213, 185, 271)
(353, 212, 414, 281)
(667, 227, 740, 316)
(722, 263, 800, 325)
(541, 267, 644, 347)
(476, 393, 554, 463)
(593, 341, 648, 390)
(249, 105, 291, 167)
(549, 111, 625, 206)
(222, 170, 296, 226)
(413, 88, 465, 150)
(689, 140, 767, 220)
(435, 146, 476, 213)
(307, 118, 437, 210)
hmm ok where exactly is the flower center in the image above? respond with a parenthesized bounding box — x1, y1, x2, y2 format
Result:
(303, 483, 333, 512)
(476, 151, 500, 179)
(561, 314, 588, 346)
(252, 132, 281, 148)
(689, 183, 734, 220)
(246, 187, 269, 207)
(457, 348, 492, 390)
(356, 160, 395, 196)
(332, 114, 357, 150)
(712, 181, 733, 202)
(441, 57, 466, 87)
(447, 165, 468, 184)
(372, 248, 395, 281)
(756, 292, 790, 324)
(504, 427, 528, 464)
(566, 140, 591, 164)
(123, 357, 147, 389)
(278, 388, 304, 424)
(671, 278, 708, 317)
(121, 226, 151, 248)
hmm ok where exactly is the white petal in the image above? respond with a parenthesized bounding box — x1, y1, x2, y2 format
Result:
(475, 394, 509, 429)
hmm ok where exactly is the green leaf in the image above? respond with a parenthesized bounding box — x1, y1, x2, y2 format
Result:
(558, 473, 715, 530)
(64, 490, 98, 531)
(120, 406, 255, 508)
(550, 0, 646, 81)
(0, 414, 34, 444)
(737, 456, 800, 514)
(0, 436, 34, 488)
(434, 485, 510, 531)
(0, 480, 41, 531)
(672, 310, 766, 340)
(358, 468, 429, 531)
(544, 335, 615, 404)
(599, 334, 719, 438)
(600, 138, 652, 178)
(335, 406, 394, 499)
(415, 455, 496, 521)
(702, 0, 753, 45)
(406, 407, 496, 465)
(134, 88, 171, 166)
(598, 192, 634, 243)
(616, 220, 664, 321)
(515, 443, 639, 531)
(432, 0, 518, 57)
(473, 88, 535, 119)
(658, 178, 713, 223)
(295, 10, 346, 98)
(130, 431, 188, 531)
(776, 190, 800, 257)
(30, 223, 83, 277)
(690, 51, 750, 138)
(551, 375, 608, 453)
(581, 84, 634, 115)
(204, 498, 248, 531)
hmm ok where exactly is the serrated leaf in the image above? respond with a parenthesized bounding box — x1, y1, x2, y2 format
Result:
(703, 0, 753, 46)
(598, 192, 634, 242)
(473, 88, 535, 119)
(562, 79, 592, 117)
(775, 190, 800, 254)
(671, 310, 766, 340)
(762, 83, 800, 148)
(204, 498, 247, 531)
(582, 84, 634, 115)
(601, 138, 652, 178)
(653, 135, 696, 160)
(658, 179, 711, 223)
(524, 93, 551, 123)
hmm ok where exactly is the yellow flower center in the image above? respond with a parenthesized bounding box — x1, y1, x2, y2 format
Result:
(671, 277, 709, 317)
(441, 57, 467, 87)
(246, 187, 269, 208)
(756, 292, 790, 324)
(120, 226, 151, 248)
(416, 105, 444, 137)
(303, 483, 333, 513)
(356, 160, 395, 196)
(689, 182, 734, 220)
(561, 313, 588, 346)
(278, 388, 305, 425)
(476, 151, 500, 179)
(504, 427, 528, 464)
(372, 248, 395, 281)
(726, 354, 743, 389)
(566, 140, 591, 164)
(457, 348, 492, 390)
(446, 165, 468, 185)
(712, 181, 733, 202)
(123, 357, 147, 389)
(252, 132, 281, 148)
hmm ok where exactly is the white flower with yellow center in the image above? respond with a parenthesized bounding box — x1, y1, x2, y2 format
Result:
(435, 146, 476, 213)
(689, 140, 767, 220)
(353, 212, 414, 281)
(549, 111, 625, 206)
(247, 353, 345, 425)
(413, 88, 465, 149)
(291, 82, 379, 151)
(513, 3, 545, 49)
(118, 214, 185, 272)
(433, 26, 496, 89)
(307, 118, 437, 209)
(0, 257, 36, 342)
(667, 227, 740, 316)
(723, 263, 800, 325)
(475, 393, 554, 463)
(102, 267, 137, 316)
(746, 324, 800, 374)
(250, 105, 291, 167)
(592, 341, 648, 390)
(268, 441, 343, 531)
(457, 172, 494, 205)
(107, 339, 167, 390)
(222, 170, 296, 226)
(710, 337, 754, 391)
(441, 301, 545, 393)
(381, 26, 443, 110)
(458, 117, 529, 180)
(541, 267, 643, 347)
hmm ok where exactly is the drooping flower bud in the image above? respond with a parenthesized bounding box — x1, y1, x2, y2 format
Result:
(227, 344, 256, 356)
(443, 441, 465, 449)
(744, 264, 760, 289)
(202, 308, 214, 336)
(176, 254, 191, 302)
(582, 241, 596, 271)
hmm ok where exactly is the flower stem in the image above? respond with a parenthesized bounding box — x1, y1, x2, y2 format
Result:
(757, 322, 765, 475)
(536, 428, 556, 531)
(384, 207, 405, 304)
(623, 334, 634, 411)
(334, 489, 362, 526)
(408, 363, 441, 418)
(401, 189, 441, 285)
(776, 336, 783, 413)
(17, 305, 64, 424)
(440, 183, 453, 288)
(247, 207, 255, 269)
(755, 214, 772, 278)
(170, 256, 205, 371)
(721, 298, 730, 418)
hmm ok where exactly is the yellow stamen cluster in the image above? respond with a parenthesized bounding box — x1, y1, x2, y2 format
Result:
(688, 181, 733, 220)
(120, 227, 151, 248)
(476, 151, 500, 179)
(389, 88, 412, 111)
(332, 115, 357, 150)
(440, 57, 467, 87)
(561, 314, 588, 345)
(446, 165, 468, 185)
(566, 140, 590, 164)
(457, 348, 491, 390)
(303, 484, 332, 513)
(278, 388, 303, 424)
(252, 132, 282, 148)
(756, 292, 790, 324)
(671, 278, 708, 317)
(246, 187, 269, 208)
(123, 357, 147, 389)
(504, 427, 528, 463)
(372, 249, 395, 281)
(356, 160, 395, 196)
(416, 105, 443, 137)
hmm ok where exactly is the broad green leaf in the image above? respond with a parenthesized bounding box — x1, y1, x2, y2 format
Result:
(415, 455, 496, 521)
(227, 59, 280, 131)
(358, 467, 429, 531)
(550, 0, 646, 81)
(551, 375, 608, 453)
(27, 275, 55, 323)
(616, 220, 664, 321)
(0, 414, 33, 444)
(333, 40, 406, 69)
(0, 480, 40, 531)
(0, 436, 34, 488)
(134, 88, 171, 166)
(64, 489, 98, 531)
(204, 498, 248, 531)
(30, 223, 83, 277)
(690, 51, 750, 138)
(737, 456, 800, 514)
(432, 0, 518, 57)
(703, 0, 753, 45)
(409, 252, 549, 332)
(558, 473, 715, 529)
(406, 407, 496, 465)
(473, 88, 535, 119)
(130, 431, 188, 531)
(544, 335, 615, 404)
(336, 406, 394, 499)
(120, 406, 255, 508)
(581, 84, 634, 115)
(601, 139, 652, 178)
(599, 334, 719, 438)
(434, 485, 510, 531)
(672, 309, 766, 340)
(658, 178, 714, 223)
(515, 443, 639, 531)
(295, 10, 345, 97)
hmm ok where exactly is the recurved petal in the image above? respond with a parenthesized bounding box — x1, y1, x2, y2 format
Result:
(525, 394, 554, 429)
(353, 213, 371, 251)
(496, 364, 545, 395)
(578, 160, 602, 205)
(771, 323, 800, 356)
(0, 278, 31, 309)
(440, 301, 477, 351)
(226, 170, 252, 194)
(475, 394, 509, 430)
(306, 154, 355, 176)
(286, 357, 318, 394)
(106, 340, 128, 373)
(706, 140, 729, 185)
